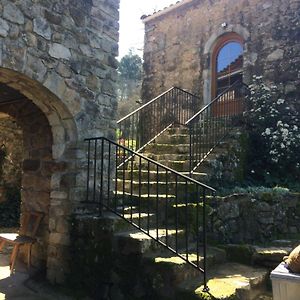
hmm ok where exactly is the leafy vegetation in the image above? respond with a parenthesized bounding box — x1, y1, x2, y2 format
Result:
(242, 76, 300, 189)
(117, 49, 143, 119)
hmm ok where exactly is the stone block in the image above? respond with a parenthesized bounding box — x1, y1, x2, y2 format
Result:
(0, 18, 9, 37)
(49, 43, 71, 60)
(50, 190, 68, 200)
(49, 232, 70, 246)
(23, 159, 41, 171)
(33, 17, 52, 40)
(3, 3, 25, 25)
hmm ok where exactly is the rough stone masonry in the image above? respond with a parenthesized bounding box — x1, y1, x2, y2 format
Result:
(142, 0, 300, 108)
(0, 0, 119, 283)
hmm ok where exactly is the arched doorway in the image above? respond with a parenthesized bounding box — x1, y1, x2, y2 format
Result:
(0, 83, 53, 269)
(0, 69, 78, 281)
(211, 33, 244, 97)
(211, 33, 244, 116)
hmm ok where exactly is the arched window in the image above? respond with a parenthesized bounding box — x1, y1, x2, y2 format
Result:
(212, 33, 244, 98)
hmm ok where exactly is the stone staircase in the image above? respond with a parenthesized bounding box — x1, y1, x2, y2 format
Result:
(97, 125, 286, 299)
(102, 210, 291, 300)
(143, 125, 241, 184)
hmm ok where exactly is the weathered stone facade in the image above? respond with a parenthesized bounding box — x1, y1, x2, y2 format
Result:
(0, 0, 119, 283)
(142, 0, 300, 106)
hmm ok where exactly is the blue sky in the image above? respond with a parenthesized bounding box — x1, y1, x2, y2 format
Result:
(217, 42, 243, 72)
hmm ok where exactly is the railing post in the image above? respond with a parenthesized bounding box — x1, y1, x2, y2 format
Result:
(86, 140, 91, 202)
(189, 125, 193, 177)
(99, 138, 104, 216)
(202, 189, 209, 293)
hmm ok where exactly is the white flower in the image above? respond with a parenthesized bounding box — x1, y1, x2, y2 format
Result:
(277, 99, 285, 104)
(281, 128, 289, 137)
(265, 128, 271, 135)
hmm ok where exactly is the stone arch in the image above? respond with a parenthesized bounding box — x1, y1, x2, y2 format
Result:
(0, 68, 77, 159)
(202, 25, 250, 104)
(0, 69, 78, 278)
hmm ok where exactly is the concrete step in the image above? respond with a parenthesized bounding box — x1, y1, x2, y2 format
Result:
(178, 262, 269, 300)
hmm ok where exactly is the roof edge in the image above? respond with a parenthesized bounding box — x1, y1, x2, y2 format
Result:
(141, 0, 194, 23)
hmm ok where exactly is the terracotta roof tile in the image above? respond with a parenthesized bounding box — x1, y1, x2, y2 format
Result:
(141, 0, 193, 22)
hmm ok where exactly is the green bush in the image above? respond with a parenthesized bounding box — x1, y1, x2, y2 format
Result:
(244, 76, 300, 188)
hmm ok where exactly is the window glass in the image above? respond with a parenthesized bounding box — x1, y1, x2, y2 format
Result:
(217, 42, 243, 73)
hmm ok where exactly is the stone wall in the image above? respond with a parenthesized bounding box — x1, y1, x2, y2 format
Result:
(142, 0, 300, 106)
(0, 0, 119, 283)
(208, 191, 300, 244)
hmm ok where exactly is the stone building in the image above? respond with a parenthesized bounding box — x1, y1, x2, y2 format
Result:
(0, 0, 119, 283)
(141, 0, 300, 107)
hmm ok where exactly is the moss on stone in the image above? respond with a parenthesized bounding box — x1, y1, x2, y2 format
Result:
(155, 253, 198, 265)
(221, 244, 254, 265)
(196, 279, 238, 299)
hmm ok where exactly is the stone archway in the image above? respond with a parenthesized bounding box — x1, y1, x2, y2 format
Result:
(0, 0, 119, 284)
(0, 69, 78, 282)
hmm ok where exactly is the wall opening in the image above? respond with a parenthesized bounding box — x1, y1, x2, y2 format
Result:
(0, 83, 53, 269)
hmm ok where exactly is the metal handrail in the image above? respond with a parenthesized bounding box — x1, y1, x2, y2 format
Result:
(84, 136, 215, 292)
(117, 87, 175, 123)
(186, 81, 246, 174)
(117, 87, 200, 153)
(185, 81, 241, 125)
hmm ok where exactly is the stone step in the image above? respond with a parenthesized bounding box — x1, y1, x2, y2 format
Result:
(178, 262, 269, 300)
(166, 123, 231, 136)
(118, 169, 208, 182)
(141, 246, 226, 293)
(101, 211, 155, 233)
(142, 153, 190, 161)
(113, 228, 185, 255)
(145, 143, 190, 154)
(133, 159, 190, 172)
(117, 179, 199, 195)
(252, 246, 292, 269)
(115, 191, 203, 211)
(167, 127, 190, 135)
(155, 133, 190, 144)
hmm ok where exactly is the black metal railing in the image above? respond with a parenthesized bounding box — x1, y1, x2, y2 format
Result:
(117, 87, 200, 153)
(186, 81, 246, 174)
(84, 137, 216, 291)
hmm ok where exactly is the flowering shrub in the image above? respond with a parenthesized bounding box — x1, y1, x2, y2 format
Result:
(244, 76, 300, 187)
